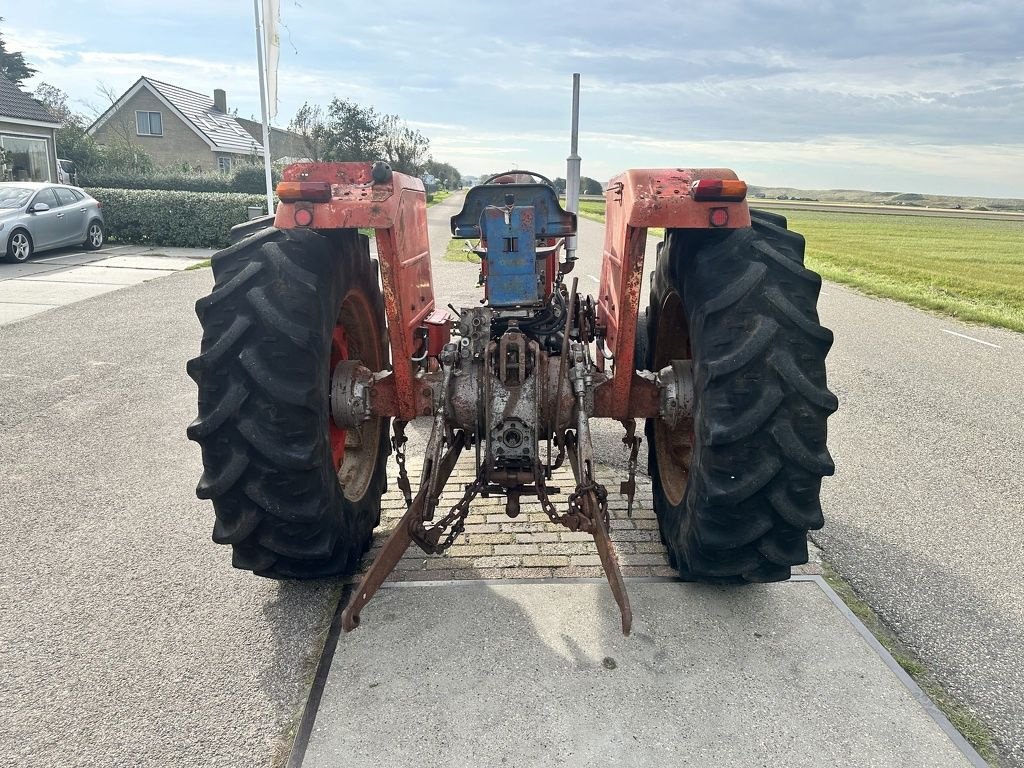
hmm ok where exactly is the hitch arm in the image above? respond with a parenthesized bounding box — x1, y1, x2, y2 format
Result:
(566, 435, 633, 636)
(342, 436, 465, 632)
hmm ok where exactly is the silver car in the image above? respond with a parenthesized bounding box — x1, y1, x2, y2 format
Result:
(1, 182, 105, 263)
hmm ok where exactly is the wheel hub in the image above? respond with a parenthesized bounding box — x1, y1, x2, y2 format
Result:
(656, 360, 694, 428)
(330, 360, 374, 429)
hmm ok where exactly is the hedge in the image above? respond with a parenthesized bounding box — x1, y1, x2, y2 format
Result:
(87, 188, 267, 248)
(79, 165, 281, 194)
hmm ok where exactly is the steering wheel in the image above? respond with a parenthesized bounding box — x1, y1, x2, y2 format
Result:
(481, 170, 556, 186)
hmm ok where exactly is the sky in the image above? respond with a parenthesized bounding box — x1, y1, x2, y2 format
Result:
(3, 0, 1024, 197)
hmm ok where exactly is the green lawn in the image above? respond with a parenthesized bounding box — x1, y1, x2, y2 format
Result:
(573, 199, 1024, 333)
(778, 210, 1024, 333)
(444, 237, 481, 263)
(427, 189, 452, 207)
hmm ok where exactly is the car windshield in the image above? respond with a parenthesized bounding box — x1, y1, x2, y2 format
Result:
(0, 187, 33, 209)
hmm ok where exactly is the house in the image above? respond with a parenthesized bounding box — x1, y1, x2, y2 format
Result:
(235, 117, 307, 162)
(0, 73, 60, 182)
(87, 77, 265, 172)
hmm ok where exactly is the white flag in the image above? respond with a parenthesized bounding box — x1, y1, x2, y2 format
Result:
(262, 0, 280, 119)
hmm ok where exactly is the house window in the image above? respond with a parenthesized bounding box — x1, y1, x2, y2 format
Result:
(218, 156, 232, 173)
(0, 134, 52, 182)
(136, 111, 163, 136)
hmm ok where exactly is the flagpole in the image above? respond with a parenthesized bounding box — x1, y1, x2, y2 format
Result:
(252, 0, 275, 214)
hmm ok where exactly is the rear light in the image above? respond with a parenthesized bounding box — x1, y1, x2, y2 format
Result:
(277, 181, 332, 203)
(691, 179, 748, 202)
(294, 207, 314, 227)
(709, 208, 729, 227)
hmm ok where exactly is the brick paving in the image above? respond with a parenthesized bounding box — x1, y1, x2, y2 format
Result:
(356, 456, 823, 582)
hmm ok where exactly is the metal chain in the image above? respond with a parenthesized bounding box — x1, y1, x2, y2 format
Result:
(392, 420, 413, 509)
(412, 477, 485, 555)
(535, 468, 568, 528)
(620, 419, 640, 518)
(568, 480, 610, 530)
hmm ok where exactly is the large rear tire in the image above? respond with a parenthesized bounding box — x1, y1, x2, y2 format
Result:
(644, 210, 838, 582)
(187, 227, 390, 579)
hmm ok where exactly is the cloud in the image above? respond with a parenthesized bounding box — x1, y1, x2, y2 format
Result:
(3, 0, 1022, 195)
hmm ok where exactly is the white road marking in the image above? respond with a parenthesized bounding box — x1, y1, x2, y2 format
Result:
(588, 274, 600, 283)
(820, 290, 832, 296)
(941, 329, 1001, 349)
(35, 246, 126, 263)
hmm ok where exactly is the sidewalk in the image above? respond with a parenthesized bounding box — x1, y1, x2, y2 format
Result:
(302, 578, 984, 768)
(0, 243, 212, 325)
(290, 459, 986, 767)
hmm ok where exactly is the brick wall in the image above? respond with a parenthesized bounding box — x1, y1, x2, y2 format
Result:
(92, 88, 216, 170)
(235, 118, 307, 161)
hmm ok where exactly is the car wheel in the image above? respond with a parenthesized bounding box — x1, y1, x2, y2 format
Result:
(4, 230, 33, 263)
(83, 221, 104, 250)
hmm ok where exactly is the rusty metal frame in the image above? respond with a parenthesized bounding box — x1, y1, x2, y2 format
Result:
(595, 168, 752, 420)
(275, 162, 435, 421)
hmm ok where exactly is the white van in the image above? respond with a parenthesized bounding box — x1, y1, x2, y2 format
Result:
(56, 159, 77, 185)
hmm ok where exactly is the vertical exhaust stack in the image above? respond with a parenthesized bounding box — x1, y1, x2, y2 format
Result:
(565, 73, 581, 264)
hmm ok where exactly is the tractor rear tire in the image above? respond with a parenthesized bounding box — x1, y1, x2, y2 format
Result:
(187, 227, 390, 579)
(644, 209, 838, 582)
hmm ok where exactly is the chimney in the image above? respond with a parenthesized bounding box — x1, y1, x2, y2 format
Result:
(213, 89, 227, 113)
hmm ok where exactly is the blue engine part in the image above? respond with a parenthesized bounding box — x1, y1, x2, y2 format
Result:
(481, 206, 540, 306)
(450, 182, 577, 308)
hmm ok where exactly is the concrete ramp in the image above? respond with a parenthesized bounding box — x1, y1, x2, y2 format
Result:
(297, 578, 983, 767)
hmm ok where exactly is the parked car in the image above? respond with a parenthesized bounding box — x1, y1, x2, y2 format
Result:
(0, 183, 105, 263)
(56, 159, 77, 185)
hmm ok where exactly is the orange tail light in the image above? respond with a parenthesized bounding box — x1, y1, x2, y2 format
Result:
(691, 179, 748, 202)
(277, 181, 332, 203)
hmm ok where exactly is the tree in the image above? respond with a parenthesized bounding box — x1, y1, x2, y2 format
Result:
(91, 82, 153, 173)
(291, 98, 432, 176)
(34, 82, 103, 173)
(553, 177, 567, 195)
(0, 19, 36, 86)
(580, 176, 603, 195)
(288, 102, 328, 162)
(423, 159, 461, 189)
(323, 98, 386, 162)
(379, 114, 429, 176)
(33, 82, 74, 124)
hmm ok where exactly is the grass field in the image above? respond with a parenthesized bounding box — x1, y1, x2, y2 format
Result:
(781, 210, 1024, 332)
(427, 189, 451, 207)
(444, 237, 481, 263)
(573, 200, 1024, 332)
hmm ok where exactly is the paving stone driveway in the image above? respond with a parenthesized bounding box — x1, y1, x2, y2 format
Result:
(360, 457, 823, 582)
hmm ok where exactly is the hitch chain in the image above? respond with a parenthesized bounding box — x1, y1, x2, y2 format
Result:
(411, 476, 485, 555)
(568, 480, 610, 530)
(619, 419, 641, 517)
(535, 467, 610, 534)
(392, 420, 413, 509)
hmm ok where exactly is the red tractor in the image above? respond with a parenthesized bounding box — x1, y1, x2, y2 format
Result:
(187, 161, 836, 634)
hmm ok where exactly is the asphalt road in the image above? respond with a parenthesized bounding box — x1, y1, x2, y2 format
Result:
(426, 197, 1024, 764)
(0, 268, 337, 767)
(813, 282, 1024, 766)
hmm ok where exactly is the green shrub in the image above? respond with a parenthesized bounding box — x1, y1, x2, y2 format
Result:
(79, 166, 281, 194)
(87, 188, 267, 248)
(230, 165, 278, 194)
